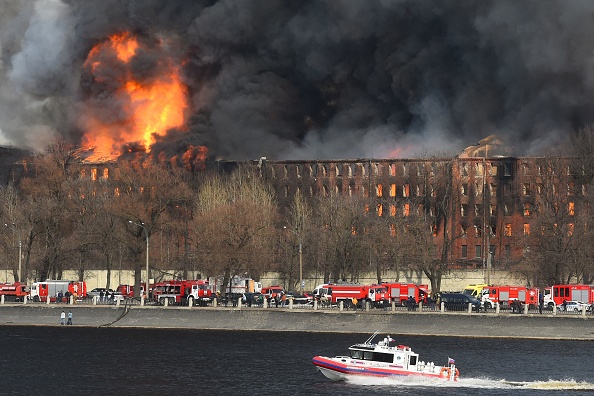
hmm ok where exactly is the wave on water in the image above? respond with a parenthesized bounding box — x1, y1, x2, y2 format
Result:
(346, 375, 594, 391)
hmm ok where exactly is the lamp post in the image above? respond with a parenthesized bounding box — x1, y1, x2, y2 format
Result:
(4, 223, 21, 283)
(129, 221, 149, 299)
(284, 226, 303, 295)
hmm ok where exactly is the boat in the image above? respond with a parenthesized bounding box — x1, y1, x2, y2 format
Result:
(312, 332, 459, 381)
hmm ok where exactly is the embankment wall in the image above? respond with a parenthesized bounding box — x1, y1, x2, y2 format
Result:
(1, 305, 593, 340)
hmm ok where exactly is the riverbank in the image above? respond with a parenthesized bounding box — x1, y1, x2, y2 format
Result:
(1, 304, 593, 340)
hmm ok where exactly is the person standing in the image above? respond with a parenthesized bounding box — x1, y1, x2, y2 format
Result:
(60, 311, 66, 325)
(67, 311, 73, 325)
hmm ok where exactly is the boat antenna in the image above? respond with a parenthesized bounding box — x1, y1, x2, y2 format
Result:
(364, 330, 380, 345)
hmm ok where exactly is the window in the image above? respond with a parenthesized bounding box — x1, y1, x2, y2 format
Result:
(505, 223, 512, 236)
(461, 204, 468, 217)
(524, 203, 531, 217)
(490, 204, 496, 216)
(461, 224, 467, 237)
(403, 184, 410, 197)
(504, 163, 512, 176)
(505, 245, 511, 258)
(390, 184, 396, 197)
(568, 223, 574, 236)
(390, 205, 396, 217)
(490, 183, 497, 197)
(461, 245, 468, 258)
(569, 202, 575, 216)
(474, 225, 482, 238)
(389, 164, 396, 176)
(376, 184, 383, 197)
(523, 223, 530, 236)
(475, 245, 482, 258)
(377, 204, 383, 217)
(475, 204, 482, 217)
(403, 203, 410, 216)
(461, 183, 468, 196)
(461, 163, 468, 176)
(523, 183, 530, 196)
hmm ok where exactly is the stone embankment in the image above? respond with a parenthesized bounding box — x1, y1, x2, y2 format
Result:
(1, 304, 593, 340)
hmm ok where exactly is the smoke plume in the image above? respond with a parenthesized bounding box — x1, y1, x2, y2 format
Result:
(1, 0, 594, 160)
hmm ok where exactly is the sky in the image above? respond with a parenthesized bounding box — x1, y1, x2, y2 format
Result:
(0, 0, 593, 160)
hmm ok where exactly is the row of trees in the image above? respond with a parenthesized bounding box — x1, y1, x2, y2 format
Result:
(3, 126, 594, 295)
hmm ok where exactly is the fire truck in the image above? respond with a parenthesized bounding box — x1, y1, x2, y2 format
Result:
(152, 280, 213, 306)
(29, 280, 87, 302)
(116, 283, 150, 298)
(543, 284, 594, 309)
(479, 285, 539, 309)
(0, 282, 29, 302)
(312, 283, 388, 308)
(382, 283, 429, 306)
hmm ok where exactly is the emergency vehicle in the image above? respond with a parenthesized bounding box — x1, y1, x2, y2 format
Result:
(312, 283, 388, 308)
(543, 284, 594, 309)
(152, 280, 213, 306)
(0, 282, 29, 302)
(462, 284, 489, 298)
(479, 285, 539, 309)
(261, 285, 284, 299)
(382, 283, 429, 305)
(116, 283, 150, 298)
(29, 280, 87, 302)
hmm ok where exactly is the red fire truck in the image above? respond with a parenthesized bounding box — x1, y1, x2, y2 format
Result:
(312, 283, 388, 308)
(382, 283, 429, 306)
(543, 284, 594, 309)
(152, 280, 213, 306)
(116, 283, 151, 298)
(29, 280, 87, 302)
(479, 285, 539, 309)
(0, 282, 29, 302)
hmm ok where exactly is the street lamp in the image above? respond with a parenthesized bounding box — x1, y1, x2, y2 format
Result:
(4, 223, 21, 283)
(129, 220, 149, 300)
(284, 226, 303, 295)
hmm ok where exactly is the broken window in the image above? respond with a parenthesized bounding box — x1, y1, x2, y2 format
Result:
(490, 204, 496, 216)
(490, 163, 497, 176)
(403, 184, 410, 197)
(524, 203, 531, 217)
(376, 184, 383, 197)
(102, 168, 109, 179)
(504, 163, 512, 176)
(505, 223, 512, 236)
(475, 182, 482, 196)
(523, 183, 530, 196)
(335, 164, 341, 176)
(461, 204, 468, 217)
(389, 163, 396, 176)
(476, 163, 484, 176)
(461, 183, 468, 196)
(348, 164, 355, 177)
(390, 184, 396, 197)
(403, 203, 410, 216)
(377, 204, 383, 217)
(522, 163, 530, 176)
(402, 164, 408, 176)
(91, 168, 97, 181)
(523, 223, 530, 236)
(474, 225, 482, 238)
(475, 204, 482, 217)
(461, 224, 467, 237)
(461, 163, 468, 176)
(569, 201, 575, 216)
(490, 183, 497, 197)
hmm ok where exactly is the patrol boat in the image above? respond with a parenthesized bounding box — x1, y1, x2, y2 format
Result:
(312, 332, 459, 381)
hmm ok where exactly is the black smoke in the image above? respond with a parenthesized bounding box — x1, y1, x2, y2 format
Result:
(1, 0, 594, 160)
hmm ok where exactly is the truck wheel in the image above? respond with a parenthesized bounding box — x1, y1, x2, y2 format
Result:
(484, 302, 492, 309)
(33, 296, 40, 303)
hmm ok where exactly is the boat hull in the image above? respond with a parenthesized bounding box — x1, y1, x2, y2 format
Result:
(312, 356, 456, 381)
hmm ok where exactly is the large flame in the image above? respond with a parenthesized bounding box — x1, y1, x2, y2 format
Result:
(81, 32, 189, 162)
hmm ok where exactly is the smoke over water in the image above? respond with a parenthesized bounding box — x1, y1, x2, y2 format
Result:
(1, 0, 594, 160)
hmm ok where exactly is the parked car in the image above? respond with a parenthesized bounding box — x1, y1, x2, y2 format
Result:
(87, 288, 114, 299)
(557, 300, 589, 312)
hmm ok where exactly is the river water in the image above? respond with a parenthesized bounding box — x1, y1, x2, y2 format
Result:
(2, 327, 593, 395)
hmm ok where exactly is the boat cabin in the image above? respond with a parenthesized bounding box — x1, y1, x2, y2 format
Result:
(348, 339, 419, 367)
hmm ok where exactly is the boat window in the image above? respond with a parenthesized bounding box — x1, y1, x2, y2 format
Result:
(409, 355, 418, 365)
(371, 352, 394, 363)
(364, 352, 373, 360)
(351, 350, 363, 359)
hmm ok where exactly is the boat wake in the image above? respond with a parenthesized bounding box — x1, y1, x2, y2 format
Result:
(346, 375, 594, 391)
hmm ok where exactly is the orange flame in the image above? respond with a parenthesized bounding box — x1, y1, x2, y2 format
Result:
(81, 32, 189, 162)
